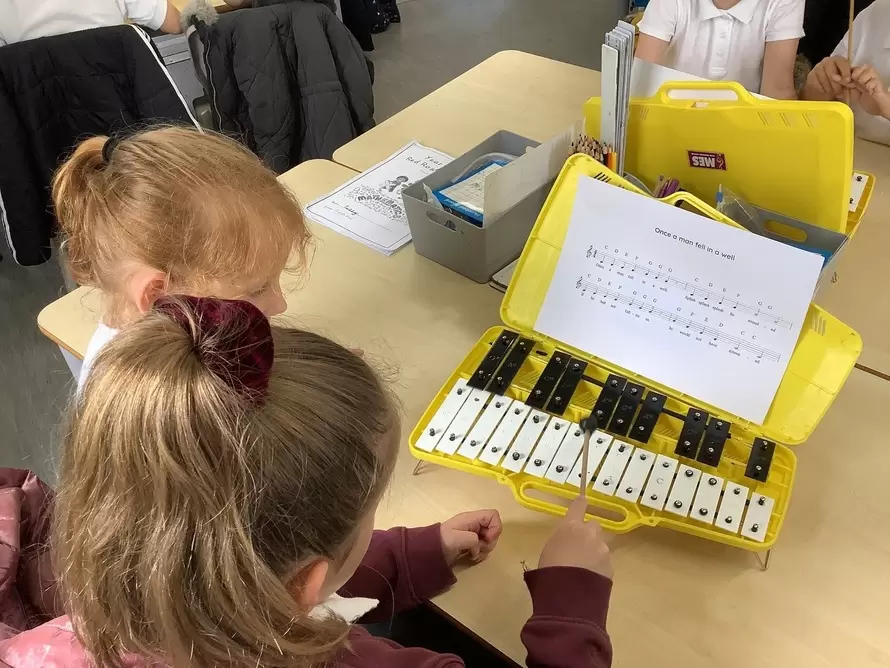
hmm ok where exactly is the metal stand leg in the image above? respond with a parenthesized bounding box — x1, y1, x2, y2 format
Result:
(754, 548, 772, 572)
(412, 460, 426, 476)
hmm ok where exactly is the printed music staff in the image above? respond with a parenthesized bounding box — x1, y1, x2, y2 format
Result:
(588, 246, 793, 329)
(574, 277, 781, 362)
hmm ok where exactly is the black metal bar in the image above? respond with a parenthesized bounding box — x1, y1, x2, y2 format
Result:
(468, 330, 518, 390)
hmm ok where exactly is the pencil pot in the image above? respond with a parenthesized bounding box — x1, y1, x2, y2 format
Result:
(403, 131, 551, 283)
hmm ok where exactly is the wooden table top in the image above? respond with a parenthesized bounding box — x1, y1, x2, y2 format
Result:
(38, 157, 890, 666)
(332, 50, 602, 172)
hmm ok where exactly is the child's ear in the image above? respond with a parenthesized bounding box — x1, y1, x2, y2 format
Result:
(285, 560, 330, 608)
(126, 268, 167, 313)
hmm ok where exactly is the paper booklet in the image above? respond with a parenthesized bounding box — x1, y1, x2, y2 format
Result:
(305, 142, 452, 255)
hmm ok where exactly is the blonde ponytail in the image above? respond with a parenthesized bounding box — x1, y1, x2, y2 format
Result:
(54, 300, 396, 668)
(51, 136, 108, 286)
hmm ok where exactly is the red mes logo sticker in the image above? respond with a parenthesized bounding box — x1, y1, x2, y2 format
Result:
(687, 151, 727, 170)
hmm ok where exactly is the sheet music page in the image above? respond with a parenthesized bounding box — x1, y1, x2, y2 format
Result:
(534, 176, 823, 424)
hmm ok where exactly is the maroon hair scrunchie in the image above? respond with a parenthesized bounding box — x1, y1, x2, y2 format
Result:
(154, 296, 274, 405)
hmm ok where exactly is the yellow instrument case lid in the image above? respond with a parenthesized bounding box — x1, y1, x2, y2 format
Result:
(584, 81, 856, 233)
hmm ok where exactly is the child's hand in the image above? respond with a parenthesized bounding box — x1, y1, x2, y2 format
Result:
(810, 56, 854, 98)
(537, 498, 614, 580)
(851, 65, 890, 119)
(439, 510, 502, 565)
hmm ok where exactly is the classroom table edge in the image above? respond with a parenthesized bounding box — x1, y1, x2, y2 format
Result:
(37, 321, 82, 359)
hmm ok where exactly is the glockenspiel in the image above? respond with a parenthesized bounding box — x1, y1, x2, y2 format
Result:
(412, 328, 794, 549)
(409, 156, 861, 552)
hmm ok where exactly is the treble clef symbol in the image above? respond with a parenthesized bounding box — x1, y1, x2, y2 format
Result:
(576, 277, 582, 289)
(586, 245, 593, 259)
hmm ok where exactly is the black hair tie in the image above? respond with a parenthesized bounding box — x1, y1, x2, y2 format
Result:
(102, 136, 122, 164)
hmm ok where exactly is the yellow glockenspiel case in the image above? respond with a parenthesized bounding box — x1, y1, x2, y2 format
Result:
(409, 154, 862, 551)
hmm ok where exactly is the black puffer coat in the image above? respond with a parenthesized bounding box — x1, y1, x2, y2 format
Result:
(0, 25, 196, 265)
(197, 1, 375, 173)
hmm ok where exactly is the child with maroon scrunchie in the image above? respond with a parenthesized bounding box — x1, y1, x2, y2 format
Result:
(0, 296, 615, 668)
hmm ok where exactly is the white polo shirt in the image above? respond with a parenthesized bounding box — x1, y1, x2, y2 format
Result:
(832, 0, 890, 146)
(638, 0, 805, 93)
(0, 0, 168, 46)
(77, 323, 119, 393)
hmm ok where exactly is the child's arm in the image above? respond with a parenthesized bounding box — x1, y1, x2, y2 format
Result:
(801, 56, 853, 100)
(634, 34, 671, 66)
(760, 0, 804, 99)
(760, 39, 800, 99)
(157, 2, 183, 34)
(634, 0, 678, 65)
(519, 499, 614, 668)
(125, 0, 183, 34)
(522, 568, 613, 668)
(339, 511, 501, 624)
(851, 65, 890, 120)
(339, 525, 456, 622)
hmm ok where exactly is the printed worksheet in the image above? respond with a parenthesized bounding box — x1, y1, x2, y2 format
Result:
(534, 176, 823, 424)
(305, 142, 452, 255)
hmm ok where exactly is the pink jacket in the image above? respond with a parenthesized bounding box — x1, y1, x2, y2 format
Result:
(0, 471, 613, 667)
(0, 469, 59, 640)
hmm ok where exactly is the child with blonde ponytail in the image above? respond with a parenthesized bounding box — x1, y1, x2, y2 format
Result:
(52, 125, 310, 388)
(0, 298, 615, 668)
